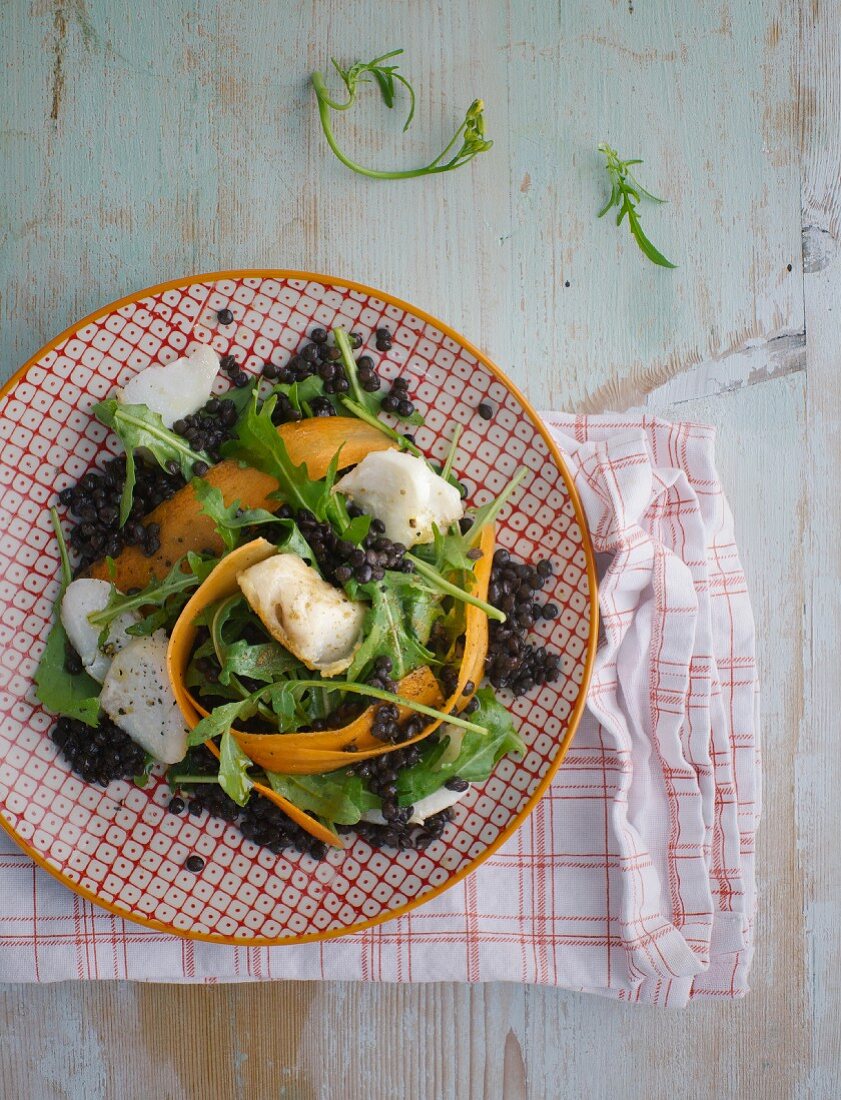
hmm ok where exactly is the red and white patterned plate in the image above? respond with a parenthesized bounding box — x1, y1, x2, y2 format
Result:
(0, 271, 597, 946)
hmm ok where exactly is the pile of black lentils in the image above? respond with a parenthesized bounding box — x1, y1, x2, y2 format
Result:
(51, 715, 148, 786)
(51, 320, 563, 859)
(485, 549, 561, 694)
(287, 503, 413, 586)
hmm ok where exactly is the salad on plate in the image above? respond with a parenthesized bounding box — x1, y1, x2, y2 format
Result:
(36, 321, 562, 862)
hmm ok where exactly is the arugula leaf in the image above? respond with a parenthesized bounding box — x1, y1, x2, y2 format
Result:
(34, 509, 101, 726)
(184, 661, 243, 703)
(208, 595, 304, 686)
(222, 378, 261, 415)
(342, 513, 373, 547)
(218, 729, 255, 805)
(311, 51, 492, 180)
(222, 393, 333, 519)
(440, 423, 462, 483)
(597, 142, 677, 269)
(266, 770, 379, 825)
(460, 467, 527, 549)
(188, 698, 257, 746)
(34, 617, 101, 726)
(87, 557, 200, 632)
(186, 550, 218, 584)
(188, 676, 488, 747)
(406, 467, 527, 624)
(221, 641, 304, 685)
(190, 477, 316, 560)
(270, 374, 332, 415)
(94, 399, 210, 525)
(404, 554, 505, 623)
(396, 688, 525, 805)
(346, 572, 439, 681)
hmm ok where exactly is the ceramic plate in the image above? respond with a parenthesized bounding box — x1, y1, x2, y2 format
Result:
(0, 271, 597, 945)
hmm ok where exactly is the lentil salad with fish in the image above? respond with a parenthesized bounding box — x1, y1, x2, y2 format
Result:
(36, 320, 562, 862)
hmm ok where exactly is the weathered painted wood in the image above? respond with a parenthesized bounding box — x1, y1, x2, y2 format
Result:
(799, 2, 841, 1097)
(0, 0, 836, 1097)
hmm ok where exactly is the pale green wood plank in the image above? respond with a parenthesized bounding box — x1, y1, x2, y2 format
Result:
(506, 0, 803, 410)
(800, 1, 841, 1096)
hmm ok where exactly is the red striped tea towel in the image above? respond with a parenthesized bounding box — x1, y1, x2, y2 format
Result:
(0, 414, 760, 1004)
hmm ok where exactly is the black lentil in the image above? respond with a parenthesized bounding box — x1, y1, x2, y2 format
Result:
(445, 777, 469, 792)
(51, 715, 148, 786)
(58, 455, 184, 573)
(485, 551, 562, 694)
(478, 401, 495, 420)
(292, 507, 410, 585)
(185, 855, 205, 873)
(216, 308, 234, 326)
(356, 806, 453, 851)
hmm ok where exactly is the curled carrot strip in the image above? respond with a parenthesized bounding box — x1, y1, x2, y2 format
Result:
(166, 537, 279, 731)
(201, 740, 343, 850)
(165, 539, 448, 758)
(175, 658, 343, 849)
(230, 524, 495, 775)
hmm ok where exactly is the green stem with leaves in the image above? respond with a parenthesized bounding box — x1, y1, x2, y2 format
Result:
(311, 50, 492, 180)
(597, 142, 676, 269)
(405, 554, 505, 622)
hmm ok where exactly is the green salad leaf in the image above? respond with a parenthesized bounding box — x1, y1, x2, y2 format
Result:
(270, 374, 334, 415)
(133, 752, 157, 788)
(34, 616, 102, 726)
(218, 729, 255, 806)
(34, 509, 101, 726)
(187, 677, 487, 747)
(396, 687, 525, 805)
(334, 327, 423, 428)
(221, 641, 304, 685)
(93, 399, 210, 526)
(87, 555, 201, 637)
(208, 595, 304, 686)
(266, 770, 380, 825)
(347, 572, 439, 681)
(190, 477, 316, 560)
(223, 393, 334, 519)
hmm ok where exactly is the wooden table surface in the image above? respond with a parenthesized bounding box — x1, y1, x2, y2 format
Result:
(1, 2, 838, 1097)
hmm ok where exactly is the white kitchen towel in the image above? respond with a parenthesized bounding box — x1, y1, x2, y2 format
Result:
(0, 414, 760, 1005)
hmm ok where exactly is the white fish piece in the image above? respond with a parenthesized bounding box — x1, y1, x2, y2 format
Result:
(60, 578, 140, 683)
(360, 782, 471, 827)
(237, 553, 367, 678)
(335, 449, 464, 548)
(119, 344, 220, 428)
(100, 633, 189, 764)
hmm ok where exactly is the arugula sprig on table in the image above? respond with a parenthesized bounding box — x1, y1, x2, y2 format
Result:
(597, 142, 677, 269)
(311, 49, 492, 179)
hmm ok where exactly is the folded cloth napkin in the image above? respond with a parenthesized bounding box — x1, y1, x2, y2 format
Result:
(0, 414, 760, 1004)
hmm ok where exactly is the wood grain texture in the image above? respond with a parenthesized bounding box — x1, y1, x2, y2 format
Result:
(1, 0, 838, 1097)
